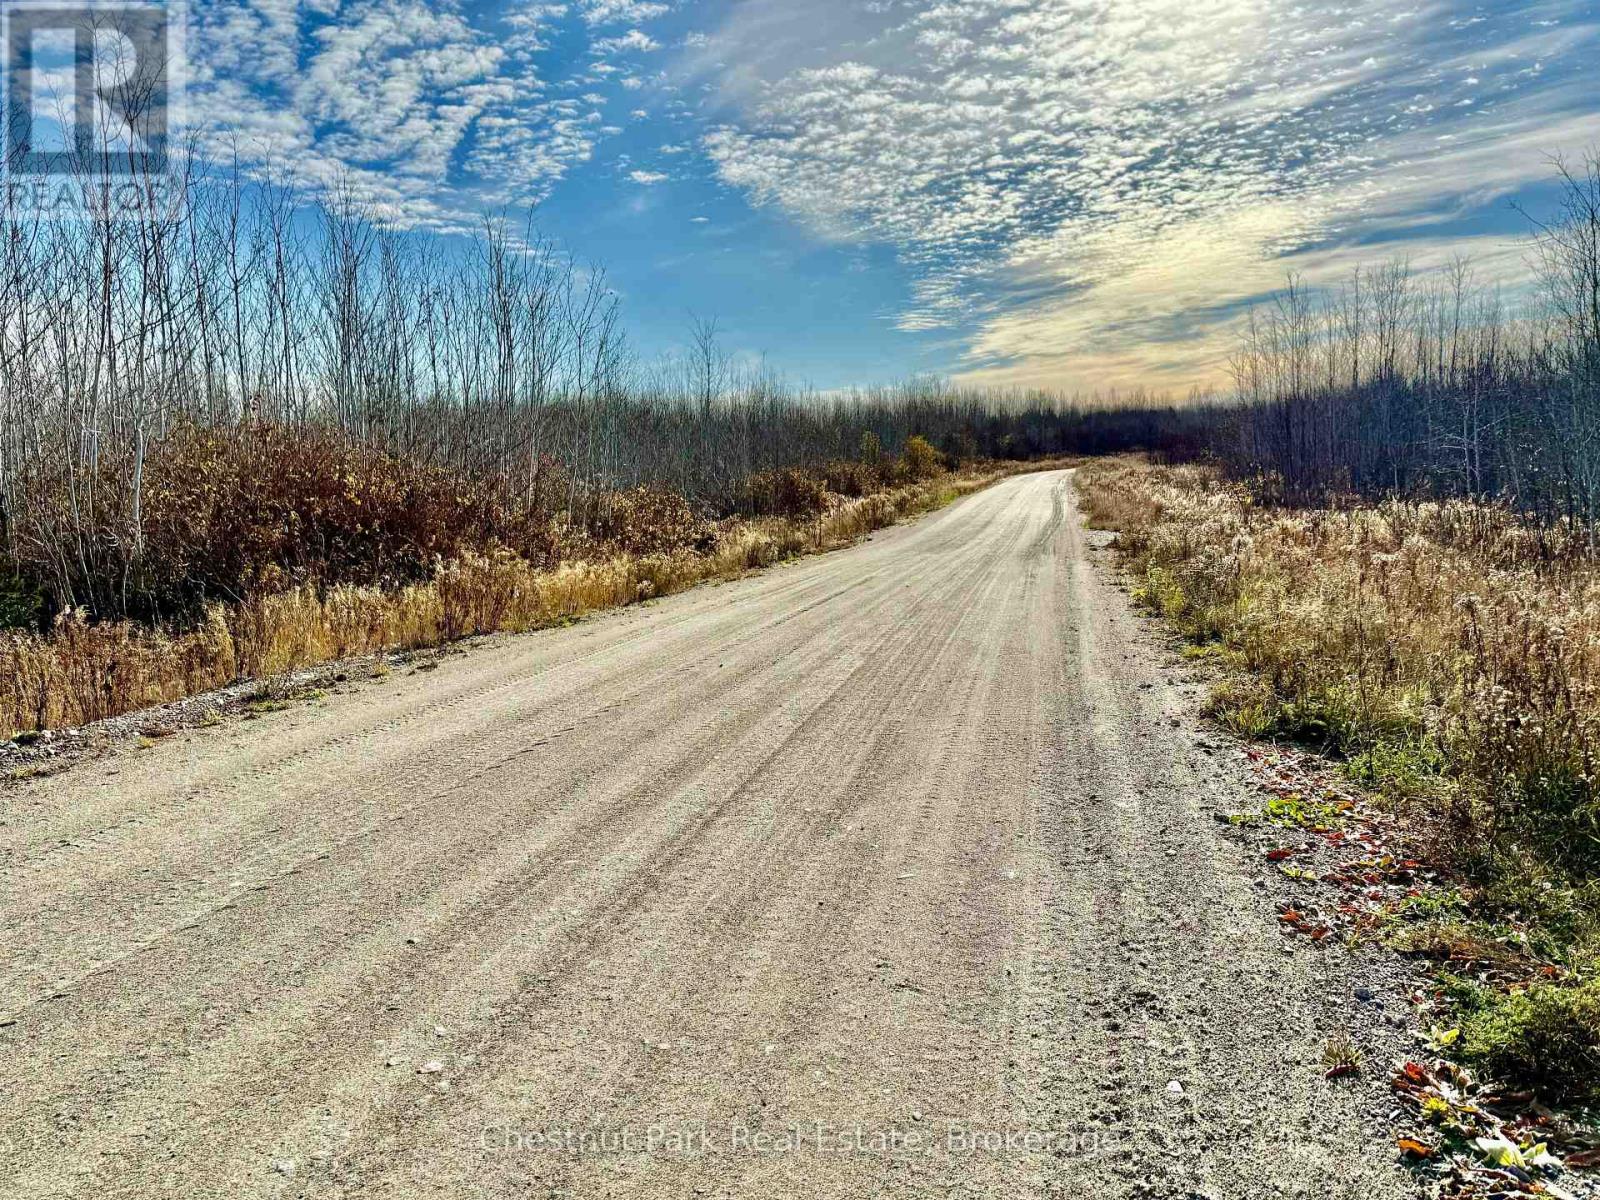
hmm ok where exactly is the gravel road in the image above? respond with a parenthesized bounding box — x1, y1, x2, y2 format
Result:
(0, 469, 1409, 1199)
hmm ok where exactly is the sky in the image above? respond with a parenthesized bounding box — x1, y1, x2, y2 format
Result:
(178, 0, 1600, 391)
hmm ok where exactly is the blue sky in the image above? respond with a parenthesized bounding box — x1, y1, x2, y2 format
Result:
(183, 0, 1600, 391)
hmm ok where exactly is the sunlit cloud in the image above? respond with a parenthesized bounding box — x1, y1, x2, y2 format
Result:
(695, 0, 1600, 389)
(582, 0, 670, 25)
(176, 0, 1600, 387)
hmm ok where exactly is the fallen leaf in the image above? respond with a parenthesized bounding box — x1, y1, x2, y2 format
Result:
(1473, 1134, 1525, 1167)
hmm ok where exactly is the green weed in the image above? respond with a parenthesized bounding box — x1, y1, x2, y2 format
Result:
(1443, 975, 1600, 1106)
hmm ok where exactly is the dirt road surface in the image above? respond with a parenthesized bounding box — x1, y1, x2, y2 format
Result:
(0, 470, 1407, 1199)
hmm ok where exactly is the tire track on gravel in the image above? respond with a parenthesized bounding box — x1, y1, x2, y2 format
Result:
(0, 470, 1411, 1200)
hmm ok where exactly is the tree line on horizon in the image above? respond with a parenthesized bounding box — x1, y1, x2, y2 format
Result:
(9, 132, 1600, 630)
(0, 153, 1213, 627)
(1215, 154, 1600, 529)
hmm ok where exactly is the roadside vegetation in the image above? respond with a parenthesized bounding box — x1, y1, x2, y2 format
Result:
(1075, 156, 1600, 1133)
(0, 432, 1070, 735)
(0, 159, 1212, 735)
(1081, 458, 1600, 1102)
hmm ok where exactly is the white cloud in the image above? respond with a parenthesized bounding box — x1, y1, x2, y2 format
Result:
(581, 0, 670, 25)
(593, 29, 660, 55)
(187, 0, 669, 228)
(630, 169, 668, 184)
(696, 0, 1600, 387)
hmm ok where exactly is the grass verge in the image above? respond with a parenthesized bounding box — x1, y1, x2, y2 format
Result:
(2, 459, 1063, 739)
(1077, 455, 1600, 1116)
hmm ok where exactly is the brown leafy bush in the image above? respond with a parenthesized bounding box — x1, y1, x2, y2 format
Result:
(588, 486, 715, 557)
(9, 425, 563, 625)
(736, 467, 831, 518)
(0, 463, 1043, 737)
(817, 460, 875, 498)
(901, 435, 944, 481)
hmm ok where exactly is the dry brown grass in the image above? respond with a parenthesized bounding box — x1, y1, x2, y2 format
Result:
(1, 462, 1049, 737)
(1078, 456, 1600, 962)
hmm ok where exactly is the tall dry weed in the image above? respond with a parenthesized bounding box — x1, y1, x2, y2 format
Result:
(0, 463, 1048, 737)
(1080, 457, 1600, 892)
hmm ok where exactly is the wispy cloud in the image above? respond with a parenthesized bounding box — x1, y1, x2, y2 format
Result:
(593, 28, 660, 55)
(696, 0, 1600, 388)
(582, 0, 671, 25)
(188, 0, 672, 229)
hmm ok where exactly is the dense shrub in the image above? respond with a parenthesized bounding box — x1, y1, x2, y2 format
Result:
(902, 435, 943, 481)
(7, 425, 567, 626)
(736, 467, 832, 518)
(588, 486, 715, 557)
(11, 427, 968, 622)
(818, 460, 876, 498)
